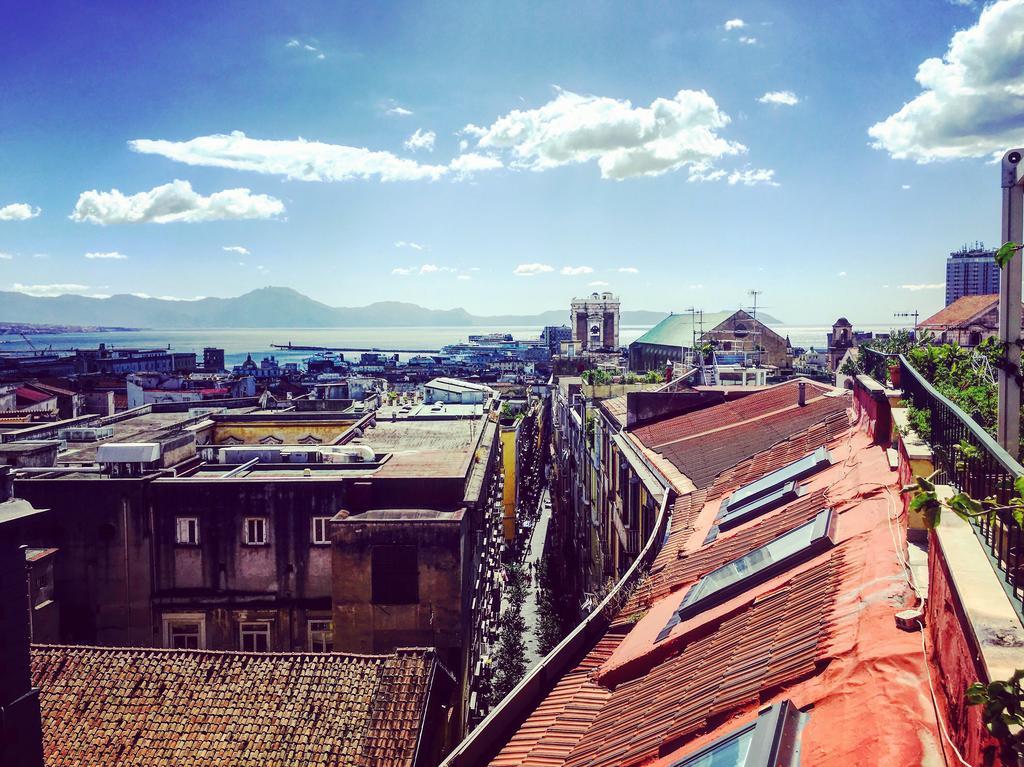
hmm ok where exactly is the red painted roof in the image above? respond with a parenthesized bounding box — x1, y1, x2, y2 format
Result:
(631, 380, 850, 489)
(490, 426, 939, 767)
(15, 385, 57, 404)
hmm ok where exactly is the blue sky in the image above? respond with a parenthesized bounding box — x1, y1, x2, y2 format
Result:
(1, 0, 1022, 323)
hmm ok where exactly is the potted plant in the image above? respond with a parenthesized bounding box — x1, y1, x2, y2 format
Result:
(888, 360, 901, 388)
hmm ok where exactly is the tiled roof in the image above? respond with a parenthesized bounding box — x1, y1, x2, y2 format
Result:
(490, 418, 937, 767)
(563, 556, 842, 767)
(918, 294, 999, 329)
(631, 380, 849, 489)
(635, 489, 829, 615)
(598, 396, 627, 429)
(491, 627, 627, 767)
(32, 645, 437, 767)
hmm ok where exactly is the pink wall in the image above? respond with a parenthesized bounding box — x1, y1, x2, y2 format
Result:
(926, 531, 1007, 766)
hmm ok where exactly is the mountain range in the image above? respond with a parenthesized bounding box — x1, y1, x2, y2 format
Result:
(0, 286, 778, 329)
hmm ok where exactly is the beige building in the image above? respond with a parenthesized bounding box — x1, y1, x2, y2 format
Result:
(571, 292, 620, 351)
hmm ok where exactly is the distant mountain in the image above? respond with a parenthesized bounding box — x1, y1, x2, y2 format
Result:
(0, 286, 778, 329)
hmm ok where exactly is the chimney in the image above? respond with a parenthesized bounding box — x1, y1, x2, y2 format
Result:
(798, 381, 807, 407)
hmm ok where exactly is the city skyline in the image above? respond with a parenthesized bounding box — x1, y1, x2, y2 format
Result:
(2, 0, 1024, 323)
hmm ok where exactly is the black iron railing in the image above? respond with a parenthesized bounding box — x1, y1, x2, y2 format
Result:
(862, 347, 1024, 618)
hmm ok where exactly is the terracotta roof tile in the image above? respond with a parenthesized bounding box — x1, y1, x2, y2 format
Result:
(490, 629, 627, 767)
(918, 293, 1000, 329)
(563, 556, 841, 767)
(631, 381, 849, 489)
(31, 645, 437, 767)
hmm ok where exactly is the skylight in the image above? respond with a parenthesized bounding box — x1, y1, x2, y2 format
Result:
(715, 447, 832, 531)
(657, 508, 835, 641)
(671, 701, 805, 767)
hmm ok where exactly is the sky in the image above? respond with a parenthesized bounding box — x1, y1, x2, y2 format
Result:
(1, 0, 1023, 324)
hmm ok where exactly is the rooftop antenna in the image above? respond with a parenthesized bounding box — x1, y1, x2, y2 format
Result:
(893, 310, 919, 327)
(748, 289, 763, 366)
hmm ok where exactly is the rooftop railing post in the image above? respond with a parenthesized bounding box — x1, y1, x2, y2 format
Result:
(998, 149, 1024, 460)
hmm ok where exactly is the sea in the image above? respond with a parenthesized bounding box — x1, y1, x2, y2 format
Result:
(2, 324, 908, 368)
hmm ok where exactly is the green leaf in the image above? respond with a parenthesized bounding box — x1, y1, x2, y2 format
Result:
(1014, 475, 1024, 500)
(995, 242, 1021, 268)
(917, 475, 936, 493)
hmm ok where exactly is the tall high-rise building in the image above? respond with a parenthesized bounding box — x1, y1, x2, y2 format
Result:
(946, 243, 999, 306)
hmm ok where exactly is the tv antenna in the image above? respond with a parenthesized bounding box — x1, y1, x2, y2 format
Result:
(893, 310, 919, 326)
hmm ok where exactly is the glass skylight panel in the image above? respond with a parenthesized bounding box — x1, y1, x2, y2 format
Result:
(658, 508, 835, 641)
(679, 726, 754, 766)
(671, 701, 805, 767)
(718, 447, 831, 520)
(716, 481, 800, 532)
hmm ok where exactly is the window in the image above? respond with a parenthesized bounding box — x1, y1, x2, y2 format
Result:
(671, 700, 804, 767)
(658, 509, 835, 642)
(244, 517, 268, 545)
(175, 517, 199, 545)
(163, 614, 205, 649)
(312, 516, 331, 545)
(716, 448, 831, 531)
(308, 619, 334, 652)
(239, 621, 272, 651)
(371, 544, 419, 604)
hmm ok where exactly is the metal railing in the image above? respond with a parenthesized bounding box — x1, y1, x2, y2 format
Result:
(862, 347, 1024, 618)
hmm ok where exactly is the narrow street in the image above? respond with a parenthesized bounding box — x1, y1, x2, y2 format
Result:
(520, 487, 552, 670)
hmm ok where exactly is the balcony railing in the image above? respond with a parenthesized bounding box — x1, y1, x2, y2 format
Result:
(862, 347, 1024, 619)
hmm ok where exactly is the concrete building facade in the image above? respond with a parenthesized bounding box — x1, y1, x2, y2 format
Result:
(946, 244, 999, 306)
(571, 292, 620, 351)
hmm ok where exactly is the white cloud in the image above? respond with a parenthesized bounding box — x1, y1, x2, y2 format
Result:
(900, 283, 944, 291)
(838, 271, 848, 277)
(85, 251, 128, 260)
(688, 283, 704, 289)
(724, 18, 745, 30)
(869, 0, 1024, 162)
(157, 295, 207, 301)
(459, 139, 469, 152)
(560, 265, 594, 275)
(395, 241, 426, 250)
(392, 267, 413, 276)
(0, 252, 13, 260)
(727, 168, 778, 186)
(404, 129, 436, 152)
(513, 263, 554, 276)
(617, 266, 639, 273)
(130, 132, 448, 183)
(758, 90, 800, 106)
(387, 106, 413, 117)
(457, 274, 471, 281)
(10, 283, 91, 297)
(287, 39, 325, 59)
(71, 179, 285, 224)
(465, 87, 746, 180)
(588, 280, 610, 287)
(738, 36, 758, 45)
(448, 152, 504, 179)
(419, 264, 439, 274)
(31, 253, 48, 259)
(0, 203, 41, 221)
(223, 245, 250, 255)
(902, 184, 912, 190)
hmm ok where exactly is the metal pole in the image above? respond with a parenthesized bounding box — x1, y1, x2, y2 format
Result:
(998, 149, 1024, 458)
